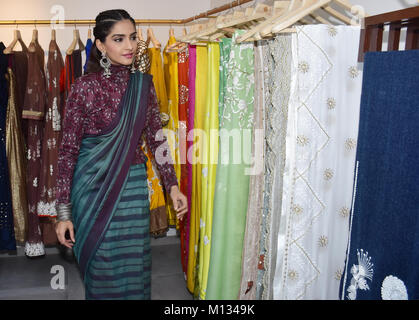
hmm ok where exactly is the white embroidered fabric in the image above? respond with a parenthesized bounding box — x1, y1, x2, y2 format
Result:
(272, 25, 363, 300)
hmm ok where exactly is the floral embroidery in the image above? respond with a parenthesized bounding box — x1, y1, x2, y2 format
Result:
(298, 61, 310, 74)
(318, 235, 328, 248)
(347, 249, 374, 300)
(328, 26, 338, 37)
(291, 203, 303, 216)
(339, 206, 350, 218)
(297, 135, 310, 147)
(381, 275, 408, 300)
(345, 138, 357, 151)
(327, 97, 336, 110)
(324, 168, 334, 181)
(288, 270, 298, 281)
(335, 268, 343, 281)
(348, 66, 360, 79)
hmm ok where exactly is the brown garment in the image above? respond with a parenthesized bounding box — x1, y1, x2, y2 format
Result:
(60, 49, 82, 117)
(37, 40, 64, 246)
(5, 65, 29, 244)
(10, 50, 28, 144)
(22, 44, 46, 257)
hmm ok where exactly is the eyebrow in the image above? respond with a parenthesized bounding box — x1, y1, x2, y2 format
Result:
(112, 32, 137, 37)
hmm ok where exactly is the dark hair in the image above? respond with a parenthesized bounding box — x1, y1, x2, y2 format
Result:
(85, 9, 136, 74)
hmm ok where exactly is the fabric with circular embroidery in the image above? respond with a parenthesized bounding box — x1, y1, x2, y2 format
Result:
(381, 275, 408, 300)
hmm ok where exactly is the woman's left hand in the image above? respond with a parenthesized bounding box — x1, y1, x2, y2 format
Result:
(169, 185, 188, 221)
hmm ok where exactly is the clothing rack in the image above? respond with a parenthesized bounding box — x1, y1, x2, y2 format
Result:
(0, 0, 253, 26)
(358, 6, 419, 62)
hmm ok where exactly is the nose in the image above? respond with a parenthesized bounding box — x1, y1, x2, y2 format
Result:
(125, 38, 134, 51)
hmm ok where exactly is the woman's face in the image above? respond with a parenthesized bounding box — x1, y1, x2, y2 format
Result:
(96, 19, 137, 66)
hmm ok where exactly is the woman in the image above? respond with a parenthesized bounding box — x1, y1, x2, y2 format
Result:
(55, 9, 187, 300)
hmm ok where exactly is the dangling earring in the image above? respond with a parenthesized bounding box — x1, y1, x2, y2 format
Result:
(100, 51, 112, 78)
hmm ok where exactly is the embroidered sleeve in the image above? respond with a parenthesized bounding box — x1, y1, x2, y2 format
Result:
(56, 78, 89, 205)
(144, 83, 178, 192)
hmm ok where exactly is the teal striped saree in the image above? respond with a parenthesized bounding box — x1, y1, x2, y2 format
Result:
(70, 71, 152, 299)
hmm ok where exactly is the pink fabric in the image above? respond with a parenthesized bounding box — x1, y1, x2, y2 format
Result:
(185, 45, 196, 265)
(57, 64, 178, 205)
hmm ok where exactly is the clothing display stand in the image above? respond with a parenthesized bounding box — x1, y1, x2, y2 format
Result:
(358, 6, 419, 61)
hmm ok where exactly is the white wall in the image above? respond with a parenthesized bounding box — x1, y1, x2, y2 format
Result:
(0, 0, 211, 63)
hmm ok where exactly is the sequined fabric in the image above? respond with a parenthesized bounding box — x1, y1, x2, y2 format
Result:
(56, 64, 178, 205)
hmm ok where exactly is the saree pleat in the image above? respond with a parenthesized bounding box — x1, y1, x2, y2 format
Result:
(71, 72, 151, 289)
(187, 45, 207, 295)
(197, 42, 220, 300)
(85, 164, 151, 300)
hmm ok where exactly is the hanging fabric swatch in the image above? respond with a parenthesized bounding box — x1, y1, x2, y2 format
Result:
(83, 38, 93, 74)
(185, 44, 197, 280)
(256, 34, 293, 300)
(61, 49, 82, 116)
(149, 47, 169, 125)
(239, 39, 267, 300)
(178, 47, 189, 276)
(23, 44, 47, 257)
(37, 39, 64, 246)
(5, 55, 29, 245)
(272, 25, 362, 300)
(340, 50, 419, 301)
(0, 42, 16, 251)
(163, 36, 181, 228)
(146, 47, 169, 237)
(206, 30, 255, 300)
(197, 42, 220, 300)
(187, 44, 207, 295)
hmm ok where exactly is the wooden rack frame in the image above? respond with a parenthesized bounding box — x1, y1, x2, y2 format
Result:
(0, 0, 253, 26)
(359, 6, 419, 62)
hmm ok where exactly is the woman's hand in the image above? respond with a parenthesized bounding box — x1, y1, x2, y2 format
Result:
(169, 185, 188, 221)
(55, 220, 75, 249)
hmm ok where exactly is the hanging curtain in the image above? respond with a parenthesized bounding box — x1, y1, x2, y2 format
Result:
(206, 30, 255, 300)
(163, 36, 181, 228)
(197, 42, 220, 300)
(239, 39, 267, 300)
(340, 50, 419, 301)
(178, 47, 189, 276)
(187, 44, 207, 296)
(23, 43, 47, 257)
(0, 42, 16, 251)
(273, 25, 362, 300)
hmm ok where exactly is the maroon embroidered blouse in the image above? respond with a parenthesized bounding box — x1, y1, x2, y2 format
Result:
(56, 64, 178, 205)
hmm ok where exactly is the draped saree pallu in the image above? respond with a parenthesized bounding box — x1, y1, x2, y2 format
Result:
(70, 72, 152, 300)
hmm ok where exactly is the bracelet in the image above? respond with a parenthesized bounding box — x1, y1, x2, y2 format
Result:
(57, 203, 73, 222)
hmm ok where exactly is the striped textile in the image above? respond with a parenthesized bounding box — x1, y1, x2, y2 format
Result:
(85, 164, 151, 300)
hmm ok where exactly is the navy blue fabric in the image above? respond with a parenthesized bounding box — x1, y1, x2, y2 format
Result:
(83, 38, 93, 74)
(340, 50, 419, 300)
(0, 42, 16, 251)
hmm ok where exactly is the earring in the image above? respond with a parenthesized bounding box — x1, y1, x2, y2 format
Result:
(100, 51, 112, 78)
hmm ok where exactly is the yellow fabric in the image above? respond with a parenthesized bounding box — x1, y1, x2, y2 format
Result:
(197, 43, 220, 300)
(148, 48, 169, 125)
(187, 45, 208, 294)
(144, 48, 170, 236)
(163, 36, 181, 228)
(5, 68, 29, 244)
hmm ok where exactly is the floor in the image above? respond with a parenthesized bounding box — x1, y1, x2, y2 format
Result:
(0, 233, 193, 300)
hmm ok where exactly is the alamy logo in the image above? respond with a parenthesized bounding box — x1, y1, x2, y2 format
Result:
(50, 265, 65, 290)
